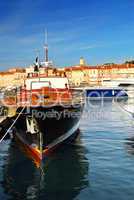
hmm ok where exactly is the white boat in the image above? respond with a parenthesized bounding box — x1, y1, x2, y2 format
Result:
(102, 78, 134, 87)
(102, 78, 134, 98)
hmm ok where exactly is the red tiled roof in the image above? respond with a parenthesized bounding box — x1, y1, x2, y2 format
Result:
(0, 72, 14, 75)
(64, 64, 134, 71)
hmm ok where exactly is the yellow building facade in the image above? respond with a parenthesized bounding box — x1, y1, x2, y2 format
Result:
(0, 71, 26, 88)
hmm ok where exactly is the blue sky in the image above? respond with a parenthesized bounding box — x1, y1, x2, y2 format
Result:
(0, 0, 134, 69)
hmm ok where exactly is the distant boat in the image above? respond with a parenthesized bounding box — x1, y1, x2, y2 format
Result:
(73, 86, 127, 99)
(102, 78, 134, 98)
(83, 78, 134, 99)
(85, 87, 127, 99)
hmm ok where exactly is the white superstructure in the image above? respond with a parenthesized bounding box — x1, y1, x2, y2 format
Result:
(25, 77, 69, 90)
(102, 78, 134, 87)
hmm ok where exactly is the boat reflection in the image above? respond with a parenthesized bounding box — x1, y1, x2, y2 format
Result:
(1, 137, 89, 199)
(125, 136, 134, 155)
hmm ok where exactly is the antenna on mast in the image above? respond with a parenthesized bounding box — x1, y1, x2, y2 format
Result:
(45, 29, 48, 45)
(44, 29, 48, 62)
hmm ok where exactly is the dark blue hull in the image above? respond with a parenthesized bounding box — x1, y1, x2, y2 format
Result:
(86, 88, 128, 98)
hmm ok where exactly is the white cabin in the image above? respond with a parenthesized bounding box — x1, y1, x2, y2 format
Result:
(25, 77, 69, 90)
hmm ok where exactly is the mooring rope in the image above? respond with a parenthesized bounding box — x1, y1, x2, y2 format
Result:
(0, 107, 25, 143)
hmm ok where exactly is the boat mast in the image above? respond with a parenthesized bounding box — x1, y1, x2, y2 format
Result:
(44, 29, 48, 62)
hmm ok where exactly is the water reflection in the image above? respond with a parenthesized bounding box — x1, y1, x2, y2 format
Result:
(1, 138, 89, 200)
(125, 136, 134, 155)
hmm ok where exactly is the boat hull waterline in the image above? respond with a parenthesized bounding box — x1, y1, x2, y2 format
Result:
(14, 104, 84, 163)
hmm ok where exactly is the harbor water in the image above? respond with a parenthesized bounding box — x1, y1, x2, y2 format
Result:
(0, 99, 134, 199)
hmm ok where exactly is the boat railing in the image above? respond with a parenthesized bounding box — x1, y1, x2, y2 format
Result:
(2, 87, 85, 108)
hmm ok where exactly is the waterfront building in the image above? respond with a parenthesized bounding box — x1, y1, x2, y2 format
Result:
(0, 69, 26, 88)
(65, 59, 134, 87)
(0, 59, 134, 88)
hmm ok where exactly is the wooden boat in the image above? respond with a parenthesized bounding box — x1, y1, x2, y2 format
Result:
(3, 51, 85, 165)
